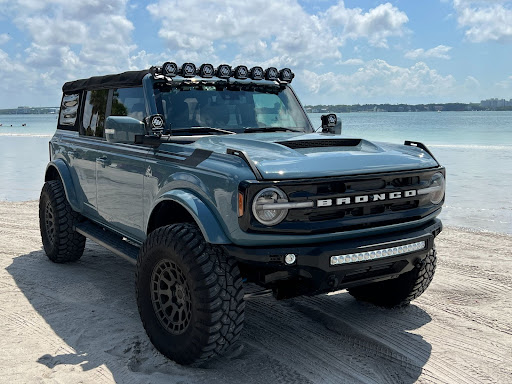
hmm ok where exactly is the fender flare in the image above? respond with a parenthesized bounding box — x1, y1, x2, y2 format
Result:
(45, 160, 80, 212)
(152, 190, 231, 244)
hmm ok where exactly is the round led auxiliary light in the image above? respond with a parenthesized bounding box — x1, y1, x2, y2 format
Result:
(156, 62, 294, 82)
(234, 65, 249, 79)
(279, 68, 294, 82)
(265, 67, 279, 81)
(181, 63, 196, 77)
(199, 63, 214, 78)
(162, 61, 178, 77)
(250, 66, 264, 80)
(217, 64, 232, 79)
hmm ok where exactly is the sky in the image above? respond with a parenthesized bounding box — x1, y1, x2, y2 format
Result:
(0, 0, 511, 108)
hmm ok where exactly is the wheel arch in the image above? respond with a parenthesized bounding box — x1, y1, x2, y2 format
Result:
(44, 160, 80, 212)
(147, 190, 231, 244)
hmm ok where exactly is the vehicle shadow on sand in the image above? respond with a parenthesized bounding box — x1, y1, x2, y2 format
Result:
(8, 243, 432, 384)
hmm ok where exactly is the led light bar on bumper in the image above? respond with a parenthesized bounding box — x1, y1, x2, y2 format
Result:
(330, 241, 426, 265)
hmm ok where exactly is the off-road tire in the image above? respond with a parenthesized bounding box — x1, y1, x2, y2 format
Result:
(348, 245, 437, 308)
(136, 223, 245, 366)
(39, 180, 86, 263)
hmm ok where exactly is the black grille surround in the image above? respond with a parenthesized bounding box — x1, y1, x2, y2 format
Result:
(238, 167, 445, 235)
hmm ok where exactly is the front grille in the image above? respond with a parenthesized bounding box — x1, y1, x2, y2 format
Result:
(239, 168, 444, 235)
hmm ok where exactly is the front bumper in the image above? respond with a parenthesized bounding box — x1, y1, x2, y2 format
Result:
(224, 219, 442, 298)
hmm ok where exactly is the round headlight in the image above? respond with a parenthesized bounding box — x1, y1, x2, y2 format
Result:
(429, 173, 445, 204)
(252, 187, 288, 226)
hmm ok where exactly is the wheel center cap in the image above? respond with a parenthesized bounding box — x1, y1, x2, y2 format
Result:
(175, 285, 185, 301)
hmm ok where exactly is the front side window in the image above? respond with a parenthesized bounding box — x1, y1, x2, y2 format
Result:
(155, 83, 312, 134)
(82, 89, 108, 138)
(111, 87, 146, 121)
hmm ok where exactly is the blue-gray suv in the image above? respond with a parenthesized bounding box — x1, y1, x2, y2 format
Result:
(39, 62, 445, 365)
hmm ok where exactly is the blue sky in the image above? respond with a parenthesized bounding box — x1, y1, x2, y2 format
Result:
(0, 0, 511, 108)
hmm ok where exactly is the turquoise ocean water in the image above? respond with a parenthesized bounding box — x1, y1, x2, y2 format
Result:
(1, 112, 511, 234)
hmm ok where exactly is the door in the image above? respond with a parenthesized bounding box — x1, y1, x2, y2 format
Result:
(96, 87, 148, 240)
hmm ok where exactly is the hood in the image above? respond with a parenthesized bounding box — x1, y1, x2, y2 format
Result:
(191, 132, 439, 180)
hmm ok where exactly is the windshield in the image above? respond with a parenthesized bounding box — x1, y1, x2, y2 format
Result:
(154, 83, 313, 134)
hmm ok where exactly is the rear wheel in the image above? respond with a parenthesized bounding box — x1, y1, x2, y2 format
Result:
(39, 180, 85, 263)
(348, 245, 437, 308)
(136, 223, 245, 365)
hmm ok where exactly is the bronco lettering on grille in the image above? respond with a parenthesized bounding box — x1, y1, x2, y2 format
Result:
(316, 190, 417, 207)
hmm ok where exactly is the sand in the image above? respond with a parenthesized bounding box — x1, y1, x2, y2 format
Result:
(0, 200, 511, 383)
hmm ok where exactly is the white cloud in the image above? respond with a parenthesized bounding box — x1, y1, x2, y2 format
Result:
(0, 0, 143, 107)
(3, 1, 137, 77)
(339, 58, 365, 65)
(146, 0, 409, 67)
(299, 60, 457, 104)
(405, 45, 453, 60)
(325, 2, 409, 48)
(0, 33, 10, 45)
(453, 0, 512, 43)
(146, 0, 344, 68)
(496, 74, 512, 90)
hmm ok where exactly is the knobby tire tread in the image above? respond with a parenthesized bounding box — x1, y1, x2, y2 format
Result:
(348, 246, 437, 308)
(136, 223, 245, 365)
(39, 180, 85, 263)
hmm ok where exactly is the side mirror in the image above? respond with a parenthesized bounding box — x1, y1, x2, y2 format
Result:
(321, 113, 342, 135)
(105, 116, 145, 144)
(144, 114, 167, 135)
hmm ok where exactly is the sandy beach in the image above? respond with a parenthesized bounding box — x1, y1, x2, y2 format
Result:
(1, 200, 511, 383)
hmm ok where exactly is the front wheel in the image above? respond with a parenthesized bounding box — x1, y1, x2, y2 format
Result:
(348, 244, 437, 308)
(136, 224, 245, 365)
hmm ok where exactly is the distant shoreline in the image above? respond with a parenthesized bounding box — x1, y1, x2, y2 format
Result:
(2, 103, 512, 115)
(0, 107, 58, 115)
(305, 103, 512, 113)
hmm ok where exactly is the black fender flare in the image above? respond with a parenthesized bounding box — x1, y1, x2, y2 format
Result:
(44, 159, 80, 212)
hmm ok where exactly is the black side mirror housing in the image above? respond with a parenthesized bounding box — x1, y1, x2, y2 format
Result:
(105, 116, 146, 144)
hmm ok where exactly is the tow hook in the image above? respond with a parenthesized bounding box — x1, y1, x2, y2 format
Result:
(328, 274, 339, 288)
(414, 258, 426, 269)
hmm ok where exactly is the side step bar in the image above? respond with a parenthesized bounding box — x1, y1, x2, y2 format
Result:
(75, 221, 139, 265)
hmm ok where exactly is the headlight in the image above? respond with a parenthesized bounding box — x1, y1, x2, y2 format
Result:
(252, 187, 289, 226)
(429, 173, 445, 204)
(419, 172, 445, 204)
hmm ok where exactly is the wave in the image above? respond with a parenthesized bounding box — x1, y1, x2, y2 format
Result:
(430, 144, 512, 150)
(0, 133, 52, 138)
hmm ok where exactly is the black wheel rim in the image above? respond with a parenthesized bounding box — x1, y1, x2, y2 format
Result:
(44, 201, 56, 244)
(151, 259, 192, 335)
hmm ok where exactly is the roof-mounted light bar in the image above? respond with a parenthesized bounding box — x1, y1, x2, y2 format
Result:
(152, 62, 294, 83)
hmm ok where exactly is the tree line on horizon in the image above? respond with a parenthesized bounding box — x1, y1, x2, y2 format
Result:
(305, 103, 512, 113)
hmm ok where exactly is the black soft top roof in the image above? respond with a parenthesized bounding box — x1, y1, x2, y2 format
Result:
(62, 69, 149, 93)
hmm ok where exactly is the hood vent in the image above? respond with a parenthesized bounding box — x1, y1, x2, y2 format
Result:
(278, 138, 361, 149)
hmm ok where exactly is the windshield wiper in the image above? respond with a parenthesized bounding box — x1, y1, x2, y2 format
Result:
(244, 127, 304, 133)
(170, 127, 235, 135)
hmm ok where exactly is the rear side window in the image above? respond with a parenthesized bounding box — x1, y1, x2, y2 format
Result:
(59, 93, 79, 127)
(111, 87, 146, 121)
(82, 89, 108, 138)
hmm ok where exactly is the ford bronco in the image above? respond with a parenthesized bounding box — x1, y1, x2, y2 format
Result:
(39, 62, 444, 365)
